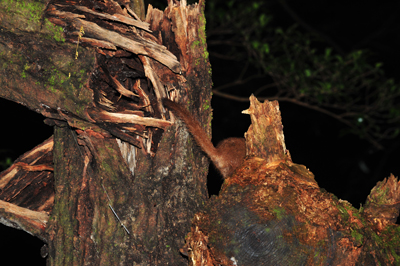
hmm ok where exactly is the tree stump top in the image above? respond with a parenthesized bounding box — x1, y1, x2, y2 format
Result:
(186, 96, 400, 266)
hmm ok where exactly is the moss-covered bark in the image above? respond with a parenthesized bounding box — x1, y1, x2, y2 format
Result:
(0, 0, 95, 118)
(0, 0, 211, 265)
(186, 98, 400, 266)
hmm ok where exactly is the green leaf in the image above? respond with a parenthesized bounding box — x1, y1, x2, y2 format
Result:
(325, 48, 332, 58)
(335, 55, 343, 63)
(262, 43, 270, 54)
(252, 2, 260, 9)
(251, 41, 260, 49)
(259, 13, 271, 27)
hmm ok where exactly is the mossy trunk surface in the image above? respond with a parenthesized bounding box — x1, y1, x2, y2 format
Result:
(2, 1, 400, 266)
(0, 0, 211, 265)
(186, 97, 400, 266)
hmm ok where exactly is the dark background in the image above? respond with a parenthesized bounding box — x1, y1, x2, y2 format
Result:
(1, 0, 400, 264)
(207, 0, 400, 205)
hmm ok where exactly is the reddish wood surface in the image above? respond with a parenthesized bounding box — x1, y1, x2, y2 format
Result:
(1, 1, 400, 265)
(0, 0, 211, 265)
(186, 97, 400, 266)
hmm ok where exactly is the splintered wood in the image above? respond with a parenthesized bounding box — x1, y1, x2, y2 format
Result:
(1, 0, 212, 264)
(0, 137, 53, 240)
(186, 97, 400, 266)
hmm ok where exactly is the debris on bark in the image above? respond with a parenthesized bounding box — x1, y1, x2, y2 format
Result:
(0, 0, 211, 264)
(185, 96, 400, 266)
(0, 136, 53, 241)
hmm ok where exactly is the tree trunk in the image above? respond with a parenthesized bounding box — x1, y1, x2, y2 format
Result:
(186, 96, 400, 266)
(0, 0, 210, 264)
(1, 1, 400, 266)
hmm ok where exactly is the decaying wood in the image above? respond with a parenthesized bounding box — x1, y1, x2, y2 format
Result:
(88, 109, 172, 127)
(364, 175, 400, 232)
(0, 0, 182, 154)
(0, 136, 53, 241)
(1, 0, 400, 265)
(185, 96, 400, 266)
(243, 96, 289, 163)
(0, 199, 48, 236)
(68, 18, 181, 73)
(1, 0, 211, 265)
(72, 5, 151, 31)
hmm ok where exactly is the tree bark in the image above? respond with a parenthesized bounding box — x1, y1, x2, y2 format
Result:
(186, 96, 400, 266)
(1, 1, 400, 266)
(1, 0, 210, 265)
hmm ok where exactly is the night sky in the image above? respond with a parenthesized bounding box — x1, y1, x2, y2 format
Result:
(208, 0, 400, 205)
(1, 1, 400, 264)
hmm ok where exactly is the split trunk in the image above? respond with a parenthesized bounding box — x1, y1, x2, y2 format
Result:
(0, 1, 400, 265)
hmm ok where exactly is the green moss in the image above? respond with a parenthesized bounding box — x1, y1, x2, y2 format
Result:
(334, 202, 350, 222)
(198, 4, 207, 47)
(272, 206, 286, 220)
(44, 19, 66, 42)
(101, 160, 113, 175)
(381, 225, 400, 263)
(0, 0, 65, 42)
(390, 247, 400, 263)
(0, 1, 94, 118)
(203, 101, 210, 110)
(189, 3, 209, 70)
(369, 187, 390, 206)
(350, 229, 364, 245)
(1, 0, 43, 31)
(190, 40, 200, 49)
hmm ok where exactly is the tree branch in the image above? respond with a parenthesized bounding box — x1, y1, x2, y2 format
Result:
(278, 0, 344, 55)
(212, 90, 384, 149)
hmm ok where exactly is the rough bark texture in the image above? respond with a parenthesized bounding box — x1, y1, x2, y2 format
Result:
(1, 1, 400, 266)
(0, 136, 53, 241)
(0, 0, 211, 265)
(186, 96, 400, 266)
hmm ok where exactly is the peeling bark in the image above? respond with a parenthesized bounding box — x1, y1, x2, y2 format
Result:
(0, 136, 53, 240)
(1, 1, 400, 266)
(186, 96, 400, 266)
(1, 0, 210, 265)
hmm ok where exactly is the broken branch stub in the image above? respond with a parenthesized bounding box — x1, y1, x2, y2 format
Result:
(0, 137, 54, 241)
(243, 94, 289, 164)
(186, 96, 400, 266)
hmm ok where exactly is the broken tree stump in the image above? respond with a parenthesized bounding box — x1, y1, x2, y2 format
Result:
(1, 1, 400, 265)
(186, 95, 400, 266)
